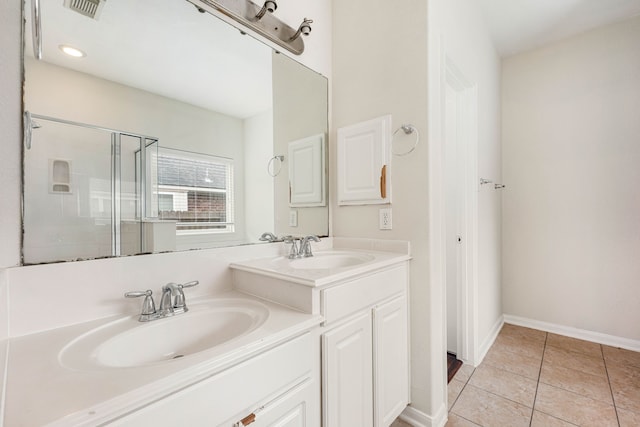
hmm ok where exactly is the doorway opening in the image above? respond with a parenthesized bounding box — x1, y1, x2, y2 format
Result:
(443, 59, 479, 368)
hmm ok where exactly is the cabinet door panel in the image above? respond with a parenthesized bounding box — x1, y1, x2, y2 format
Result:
(337, 115, 391, 205)
(373, 296, 409, 426)
(322, 312, 373, 427)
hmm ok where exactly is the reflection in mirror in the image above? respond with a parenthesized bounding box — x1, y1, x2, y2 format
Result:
(288, 134, 326, 207)
(22, 0, 328, 264)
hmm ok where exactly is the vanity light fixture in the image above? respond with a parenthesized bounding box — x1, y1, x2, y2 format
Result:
(59, 44, 86, 58)
(255, 0, 277, 20)
(189, 0, 312, 55)
(289, 18, 313, 41)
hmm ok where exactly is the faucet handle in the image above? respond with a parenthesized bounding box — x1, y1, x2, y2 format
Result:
(173, 280, 199, 310)
(301, 235, 320, 257)
(180, 280, 199, 289)
(125, 290, 157, 317)
(283, 236, 299, 259)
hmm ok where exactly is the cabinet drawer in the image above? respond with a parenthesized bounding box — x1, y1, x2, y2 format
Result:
(109, 333, 313, 427)
(225, 376, 314, 427)
(321, 264, 406, 325)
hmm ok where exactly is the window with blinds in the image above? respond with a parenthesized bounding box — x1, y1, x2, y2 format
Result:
(157, 148, 234, 234)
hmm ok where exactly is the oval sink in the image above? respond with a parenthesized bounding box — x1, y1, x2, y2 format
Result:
(289, 251, 375, 269)
(59, 298, 269, 370)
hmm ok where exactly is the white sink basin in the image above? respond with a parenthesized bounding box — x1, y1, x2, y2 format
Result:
(274, 251, 375, 270)
(59, 298, 269, 370)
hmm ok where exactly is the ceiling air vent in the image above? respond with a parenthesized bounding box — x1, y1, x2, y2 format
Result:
(63, 0, 106, 20)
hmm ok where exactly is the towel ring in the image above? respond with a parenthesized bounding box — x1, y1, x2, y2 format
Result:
(392, 124, 419, 156)
(267, 155, 284, 177)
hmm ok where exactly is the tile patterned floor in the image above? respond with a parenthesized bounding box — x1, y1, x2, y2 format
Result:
(392, 324, 640, 427)
(447, 324, 640, 427)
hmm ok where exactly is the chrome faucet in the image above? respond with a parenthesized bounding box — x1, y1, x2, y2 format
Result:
(124, 289, 157, 322)
(125, 280, 199, 322)
(283, 235, 300, 259)
(283, 235, 320, 259)
(259, 232, 282, 242)
(299, 235, 320, 257)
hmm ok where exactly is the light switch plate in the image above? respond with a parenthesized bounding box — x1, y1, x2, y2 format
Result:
(289, 210, 298, 227)
(379, 208, 392, 230)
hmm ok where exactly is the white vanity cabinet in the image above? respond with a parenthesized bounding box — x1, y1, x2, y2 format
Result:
(320, 264, 409, 427)
(322, 311, 374, 426)
(229, 243, 412, 427)
(109, 333, 319, 427)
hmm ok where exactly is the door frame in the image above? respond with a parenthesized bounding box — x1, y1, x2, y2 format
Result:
(427, 36, 479, 368)
(444, 61, 479, 365)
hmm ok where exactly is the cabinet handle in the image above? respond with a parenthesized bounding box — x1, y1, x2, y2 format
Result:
(237, 413, 256, 426)
(380, 165, 387, 199)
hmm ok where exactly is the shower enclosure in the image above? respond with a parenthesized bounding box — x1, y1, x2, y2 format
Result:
(23, 112, 160, 264)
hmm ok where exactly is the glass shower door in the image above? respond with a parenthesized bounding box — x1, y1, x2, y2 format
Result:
(23, 120, 115, 263)
(23, 114, 159, 264)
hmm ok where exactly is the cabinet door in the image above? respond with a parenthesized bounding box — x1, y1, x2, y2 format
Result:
(337, 115, 391, 205)
(373, 296, 409, 426)
(322, 312, 373, 427)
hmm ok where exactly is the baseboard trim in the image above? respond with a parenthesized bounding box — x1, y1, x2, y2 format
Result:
(503, 314, 640, 352)
(474, 314, 504, 366)
(400, 403, 447, 427)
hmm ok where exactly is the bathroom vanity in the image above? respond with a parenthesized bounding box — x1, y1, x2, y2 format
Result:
(3, 239, 410, 426)
(231, 239, 411, 426)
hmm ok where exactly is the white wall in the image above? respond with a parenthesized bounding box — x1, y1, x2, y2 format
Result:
(244, 110, 274, 241)
(502, 16, 640, 342)
(0, 4, 21, 420)
(431, 0, 503, 357)
(0, 0, 22, 269)
(331, 0, 500, 420)
(425, 0, 502, 418)
(0, 270, 8, 419)
(331, 0, 436, 418)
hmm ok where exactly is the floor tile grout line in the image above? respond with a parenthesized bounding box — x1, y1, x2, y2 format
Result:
(534, 409, 581, 427)
(451, 413, 482, 427)
(601, 344, 622, 427)
(546, 342, 606, 362)
(461, 381, 536, 413)
(448, 366, 474, 413)
(446, 326, 639, 427)
(529, 331, 548, 427)
(482, 355, 542, 383)
(483, 339, 546, 381)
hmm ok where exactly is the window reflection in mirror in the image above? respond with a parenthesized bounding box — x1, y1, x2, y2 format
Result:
(21, 0, 328, 264)
(157, 148, 235, 234)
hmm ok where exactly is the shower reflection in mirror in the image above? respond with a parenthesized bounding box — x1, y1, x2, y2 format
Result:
(23, 114, 245, 265)
(23, 113, 163, 264)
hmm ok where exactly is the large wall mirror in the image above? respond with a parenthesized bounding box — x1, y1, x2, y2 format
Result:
(22, 0, 328, 264)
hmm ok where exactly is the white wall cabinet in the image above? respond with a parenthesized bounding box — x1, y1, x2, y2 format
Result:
(320, 265, 409, 427)
(337, 115, 391, 205)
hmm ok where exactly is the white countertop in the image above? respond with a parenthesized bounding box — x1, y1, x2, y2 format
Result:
(4, 291, 322, 427)
(229, 249, 411, 287)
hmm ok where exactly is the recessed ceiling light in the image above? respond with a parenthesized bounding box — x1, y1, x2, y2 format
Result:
(59, 45, 86, 58)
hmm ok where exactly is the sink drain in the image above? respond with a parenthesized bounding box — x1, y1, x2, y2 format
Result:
(172, 354, 184, 359)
